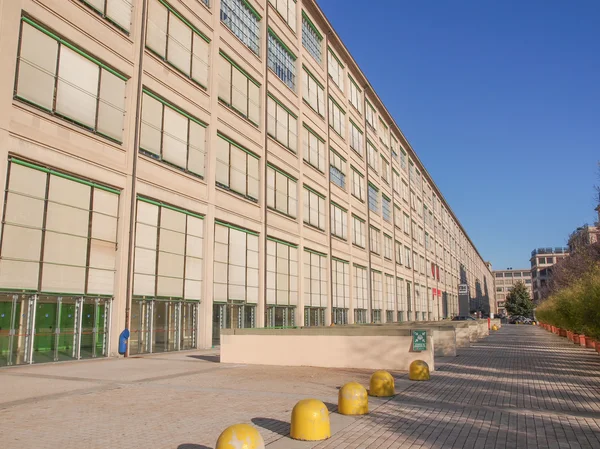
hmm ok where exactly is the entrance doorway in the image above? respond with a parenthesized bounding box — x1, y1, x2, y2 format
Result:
(212, 302, 256, 346)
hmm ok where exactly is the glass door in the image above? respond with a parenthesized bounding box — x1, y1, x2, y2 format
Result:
(212, 303, 226, 346)
(0, 294, 34, 366)
(181, 301, 197, 350)
(56, 296, 80, 362)
(130, 299, 152, 355)
(32, 296, 58, 363)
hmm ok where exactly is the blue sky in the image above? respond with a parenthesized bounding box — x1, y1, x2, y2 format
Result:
(317, 0, 600, 270)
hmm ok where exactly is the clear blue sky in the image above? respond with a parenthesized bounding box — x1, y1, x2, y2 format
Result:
(317, 0, 600, 270)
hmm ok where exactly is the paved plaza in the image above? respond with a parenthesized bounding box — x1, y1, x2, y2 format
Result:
(1, 326, 600, 449)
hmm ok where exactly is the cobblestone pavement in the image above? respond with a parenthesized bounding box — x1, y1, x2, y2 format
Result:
(1, 326, 599, 449)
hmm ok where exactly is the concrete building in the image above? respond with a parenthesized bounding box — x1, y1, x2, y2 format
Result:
(0, 0, 494, 366)
(530, 248, 569, 302)
(493, 269, 532, 314)
(568, 225, 599, 253)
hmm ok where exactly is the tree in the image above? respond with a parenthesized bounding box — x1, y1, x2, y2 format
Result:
(505, 281, 534, 317)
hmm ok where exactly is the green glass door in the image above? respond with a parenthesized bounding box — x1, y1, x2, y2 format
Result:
(32, 296, 58, 363)
(181, 301, 197, 350)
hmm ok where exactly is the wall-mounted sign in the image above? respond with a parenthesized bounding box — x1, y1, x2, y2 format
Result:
(412, 330, 427, 351)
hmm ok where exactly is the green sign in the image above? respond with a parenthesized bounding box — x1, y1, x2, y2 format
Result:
(412, 330, 427, 351)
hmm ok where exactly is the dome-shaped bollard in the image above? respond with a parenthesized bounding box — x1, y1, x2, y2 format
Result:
(409, 360, 430, 381)
(338, 382, 369, 415)
(369, 370, 395, 397)
(290, 399, 331, 441)
(491, 324, 499, 331)
(215, 424, 265, 449)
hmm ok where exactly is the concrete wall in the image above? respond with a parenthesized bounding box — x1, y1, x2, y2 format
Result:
(221, 327, 435, 371)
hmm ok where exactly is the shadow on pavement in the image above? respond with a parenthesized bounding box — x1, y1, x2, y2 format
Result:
(252, 417, 290, 437)
(177, 444, 212, 449)
(187, 355, 220, 363)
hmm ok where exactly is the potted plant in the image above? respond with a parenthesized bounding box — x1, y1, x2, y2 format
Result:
(584, 336, 595, 349)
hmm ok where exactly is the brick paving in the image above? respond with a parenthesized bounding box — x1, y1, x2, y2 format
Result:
(1, 326, 599, 448)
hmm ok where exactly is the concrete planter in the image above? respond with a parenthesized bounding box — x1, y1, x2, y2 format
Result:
(559, 329, 567, 337)
(572, 333, 579, 343)
(567, 331, 573, 341)
(578, 335, 587, 346)
(585, 337, 595, 349)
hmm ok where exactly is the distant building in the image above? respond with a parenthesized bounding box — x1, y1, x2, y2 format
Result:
(493, 269, 533, 314)
(530, 248, 570, 302)
(568, 225, 599, 253)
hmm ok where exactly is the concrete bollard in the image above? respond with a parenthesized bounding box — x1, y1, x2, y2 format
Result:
(290, 399, 331, 441)
(338, 382, 368, 415)
(409, 360, 430, 381)
(215, 424, 265, 449)
(369, 370, 395, 397)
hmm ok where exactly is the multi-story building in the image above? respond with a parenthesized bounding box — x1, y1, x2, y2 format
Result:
(0, 0, 494, 366)
(493, 269, 532, 314)
(530, 248, 569, 302)
(568, 225, 599, 252)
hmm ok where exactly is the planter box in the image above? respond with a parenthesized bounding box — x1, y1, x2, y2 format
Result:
(559, 329, 567, 337)
(579, 335, 587, 346)
(567, 331, 573, 341)
(585, 337, 595, 349)
(572, 333, 579, 343)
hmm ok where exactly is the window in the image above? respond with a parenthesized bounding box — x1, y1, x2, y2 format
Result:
(215, 133, 260, 201)
(369, 226, 381, 254)
(378, 118, 389, 148)
(266, 238, 298, 313)
(214, 221, 259, 305)
(220, 0, 260, 54)
(385, 274, 395, 316)
(332, 258, 350, 324)
(367, 141, 378, 172)
(425, 232, 430, 250)
(384, 234, 393, 260)
(352, 215, 366, 248)
(267, 94, 297, 151)
(267, 165, 297, 217)
(402, 180, 409, 202)
(268, 29, 297, 90)
(420, 255, 426, 274)
(349, 75, 362, 113)
(328, 96, 346, 137)
(303, 124, 325, 172)
(400, 149, 407, 171)
(302, 12, 322, 63)
(147, 0, 210, 86)
(395, 241, 403, 265)
(418, 226, 424, 246)
(140, 91, 207, 177)
(0, 159, 119, 295)
(303, 185, 326, 230)
(302, 66, 325, 115)
(328, 48, 344, 89)
(381, 157, 390, 184)
(351, 167, 365, 201)
(382, 195, 392, 222)
(397, 278, 406, 316)
(271, 0, 296, 32)
(80, 0, 132, 32)
(354, 265, 368, 318)
(371, 271, 383, 318)
(218, 52, 261, 125)
(391, 136, 399, 160)
(393, 170, 401, 195)
(330, 149, 346, 189)
(330, 202, 347, 240)
(405, 246, 411, 268)
(304, 249, 328, 308)
(394, 205, 402, 229)
(365, 99, 376, 130)
(349, 120, 364, 156)
(368, 183, 379, 214)
(15, 18, 127, 142)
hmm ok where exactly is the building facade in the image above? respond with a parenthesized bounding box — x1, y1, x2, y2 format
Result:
(493, 269, 532, 314)
(0, 0, 494, 366)
(530, 248, 569, 302)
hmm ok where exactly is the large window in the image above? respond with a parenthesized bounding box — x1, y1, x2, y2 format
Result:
(371, 270, 383, 320)
(394, 205, 402, 229)
(302, 12, 322, 63)
(304, 249, 328, 308)
(215, 133, 260, 201)
(266, 238, 298, 318)
(15, 18, 126, 142)
(352, 215, 366, 248)
(349, 120, 364, 156)
(379, 118, 389, 148)
(368, 183, 379, 214)
(405, 246, 411, 268)
(0, 159, 119, 295)
(271, 0, 296, 32)
(365, 99, 376, 130)
(330, 149, 346, 189)
(403, 213, 410, 234)
(267, 94, 297, 151)
(328, 48, 344, 89)
(381, 157, 390, 184)
(332, 258, 350, 324)
(303, 185, 326, 230)
(328, 96, 345, 137)
(353, 265, 368, 321)
(268, 29, 297, 90)
(214, 222, 259, 305)
(351, 167, 365, 201)
(370, 226, 381, 255)
(302, 67, 325, 116)
(218, 52, 261, 125)
(140, 90, 207, 178)
(80, 0, 132, 32)
(267, 164, 297, 217)
(400, 149, 407, 171)
(367, 140, 378, 172)
(396, 277, 406, 319)
(395, 240, 403, 265)
(147, 0, 210, 87)
(384, 234, 393, 260)
(220, 0, 260, 54)
(349, 75, 362, 113)
(330, 202, 347, 240)
(303, 124, 325, 172)
(392, 170, 401, 195)
(382, 194, 392, 222)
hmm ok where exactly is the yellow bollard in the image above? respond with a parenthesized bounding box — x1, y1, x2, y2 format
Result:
(409, 360, 430, 381)
(215, 424, 265, 449)
(338, 382, 368, 415)
(369, 370, 395, 397)
(492, 324, 498, 331)
(290, 399, 331, 441)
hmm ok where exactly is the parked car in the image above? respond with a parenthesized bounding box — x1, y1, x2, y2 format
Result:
(509, 315, 533, 325)
(452, 316, 476, 321)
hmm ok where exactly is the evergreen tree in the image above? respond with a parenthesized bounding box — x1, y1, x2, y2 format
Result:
(505, 281, 534, 317)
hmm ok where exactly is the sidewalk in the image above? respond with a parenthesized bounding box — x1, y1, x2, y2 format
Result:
(1, 326, 599, 449)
